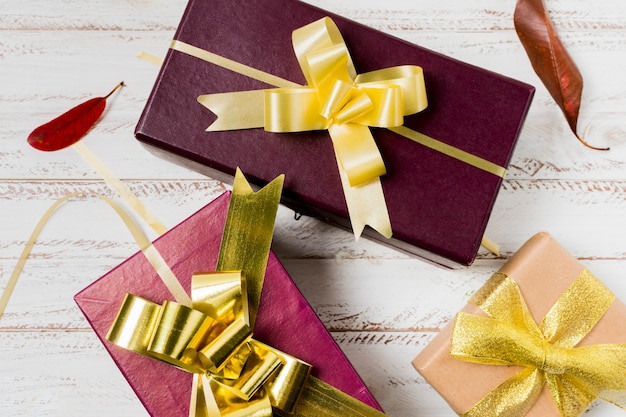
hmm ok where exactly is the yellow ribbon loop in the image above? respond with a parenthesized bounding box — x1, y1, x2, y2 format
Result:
(450, 270, 626, 417)
(195, 17, 428, 239)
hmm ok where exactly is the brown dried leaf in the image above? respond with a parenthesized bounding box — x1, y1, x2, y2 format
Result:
(514, 0, 607, 150)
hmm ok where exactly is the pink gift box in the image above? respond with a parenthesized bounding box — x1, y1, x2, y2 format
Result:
(75, 192, 382, 417)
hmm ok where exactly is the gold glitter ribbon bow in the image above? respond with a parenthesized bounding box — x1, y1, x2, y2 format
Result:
(192, 17, 428, 239)
(106, 170, 312, 416)
(450, 270, 626, 417)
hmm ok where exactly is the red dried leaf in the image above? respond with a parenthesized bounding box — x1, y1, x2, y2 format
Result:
(28, 82, 124, 151)
(514, 0, 607, 150)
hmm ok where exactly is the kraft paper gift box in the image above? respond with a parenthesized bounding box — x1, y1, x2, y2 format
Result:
(134, 0, 535, 268)
(412, 232, 626, 416)
(74, 191, 383, 417)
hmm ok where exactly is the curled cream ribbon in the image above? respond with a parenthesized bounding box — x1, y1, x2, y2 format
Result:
(1, 141, 176, 318)
(450, 270, 626, 417)
(0, 191, 187, 318)
(71, 141, 168, 235)
(191, 17, 431, 239)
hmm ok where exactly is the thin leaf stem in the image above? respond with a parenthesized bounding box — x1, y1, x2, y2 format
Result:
(576, 134, 609, 151)
(104, 81, 125, 99)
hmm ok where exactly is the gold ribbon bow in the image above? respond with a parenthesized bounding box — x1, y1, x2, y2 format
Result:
(193, 17, 428, 239)
(105, 169, 387, 417)
(107, 272, 311, 417)
(450, 270, 626, 417)
(106, 170, 309, 416)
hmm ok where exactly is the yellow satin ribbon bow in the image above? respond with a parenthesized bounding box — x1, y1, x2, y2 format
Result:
(450, 270, 626, 417)
(107, 270, 312, 417)
(196, 17, 428, 239)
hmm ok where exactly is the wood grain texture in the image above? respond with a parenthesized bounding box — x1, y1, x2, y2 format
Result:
(1, 0, 626, 416)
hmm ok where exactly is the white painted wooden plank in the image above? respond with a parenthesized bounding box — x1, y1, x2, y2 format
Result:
(0, 331, 150, 417)
(2, 177, 626, 274)
(2, 0, 624, 33)
(486, 180, 626, 259)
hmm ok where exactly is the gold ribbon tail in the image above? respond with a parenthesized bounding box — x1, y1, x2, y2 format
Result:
(293, 376, 387, 417)
(216, 168, 284, 328)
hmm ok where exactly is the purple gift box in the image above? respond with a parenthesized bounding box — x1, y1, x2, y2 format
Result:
(135, 0, 534, 266)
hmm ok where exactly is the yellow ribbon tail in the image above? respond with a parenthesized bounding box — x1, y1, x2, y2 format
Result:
(137, 51, 164, 66)
(264, 88, 327, 132)
(326, 125, 391, 239)
(329, 123, 386, 187)
(198, 91, 266, 131)
(480, 236, 500, 256)
(339, 173, 392, 240)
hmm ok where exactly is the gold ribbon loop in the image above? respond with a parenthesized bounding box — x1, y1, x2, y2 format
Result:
(264, 341, 313, 414)
(451, 270, 626, 417)
(106, 293, 161, 355)
(191, 271, 246, 324)
(198, 317, 253, 373)
(218, 340, 283, 400)
(148, 300, 211, 373)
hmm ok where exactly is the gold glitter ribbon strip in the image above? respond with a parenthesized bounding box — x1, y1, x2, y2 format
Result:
(450, 270, 626, 417)
(170, 17, 507, 240)
(107, 168, 387, 417)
